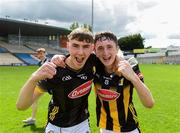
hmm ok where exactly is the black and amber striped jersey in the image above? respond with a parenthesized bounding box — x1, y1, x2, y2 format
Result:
(94, 64, 144, 132)
(37, 54, 96, 127)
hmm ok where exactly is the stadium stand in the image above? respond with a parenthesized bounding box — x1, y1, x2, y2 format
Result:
(23, 43, 65, 54)
(0, 41, 39, 65)
(0, 18, 70, 66)
(14, 53, 39, 65)
(0, 53, 24, 65)
(165, 51, 180, 64)
(0, 42, 34, 53)
(0, 41, 68, 65)
(0, 47, 8, 53)
(137, 51, 180, 64)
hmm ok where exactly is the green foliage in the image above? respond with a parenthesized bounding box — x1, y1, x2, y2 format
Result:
(118, 33, 145, 51)
(81, 23, 92, 32)
(0, 65, 180, 133)
(70, 22, 92, 31)
(69, 21, 79, 30)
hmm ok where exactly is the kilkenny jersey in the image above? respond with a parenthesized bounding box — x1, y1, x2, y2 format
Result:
(38, 54, 96, 127)
(94, 63, 144, 132)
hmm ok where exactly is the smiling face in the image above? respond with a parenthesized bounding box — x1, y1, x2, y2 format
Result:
(36, 51, 46, 60)
(95, 39, 118, 69)
(66, 39, 94, 70)
(65, 28, 94, 70)
(35, 48, 46, 61)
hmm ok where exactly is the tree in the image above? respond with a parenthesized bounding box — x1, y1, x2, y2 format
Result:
(81, 23, 92, 32)
(118, 33, 145, 51)
(69, 22, 79, 30)
(70, 22, 92, 31)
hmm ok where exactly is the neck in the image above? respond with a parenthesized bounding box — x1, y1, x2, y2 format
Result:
(65, 57, 73, 68)
(40, 56, 46, 61)
(65, 57, 82, 71)
(105, 65, 113, 74)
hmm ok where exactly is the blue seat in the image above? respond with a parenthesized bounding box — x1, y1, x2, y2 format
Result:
(0, 47, 8, 53)
(14, 53, 39, 65)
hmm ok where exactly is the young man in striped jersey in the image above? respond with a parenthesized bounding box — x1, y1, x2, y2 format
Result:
(94, 31, 154, 133)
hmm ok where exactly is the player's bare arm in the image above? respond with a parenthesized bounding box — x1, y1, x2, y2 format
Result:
(116, 60, 155, 108)
(16, 62, 56, 110)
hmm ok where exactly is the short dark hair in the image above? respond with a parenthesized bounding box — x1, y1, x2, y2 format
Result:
(68, 28, 94, 43)
(94, 31, 118, 46)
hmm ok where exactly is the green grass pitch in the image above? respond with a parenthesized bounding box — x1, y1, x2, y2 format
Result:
(0, 64, 180, 133)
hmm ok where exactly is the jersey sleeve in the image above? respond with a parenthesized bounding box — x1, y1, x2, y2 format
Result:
(37, 79, 54, 94)
(86, 54, 100, 75)
(35, 85, 45, 94)
(89, 53, 104, 72)
(132, 64, 144, 82)
(89, 53, 97, 64)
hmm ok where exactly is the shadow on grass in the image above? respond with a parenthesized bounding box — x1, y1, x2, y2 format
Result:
(23, 124, 45, 133)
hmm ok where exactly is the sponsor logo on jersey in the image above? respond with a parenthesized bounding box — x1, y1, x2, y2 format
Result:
(68, 80, 93, 99)
(62, 75, 72, 81)
(77, 73, 87, 80)
(97, 89, 120, 101)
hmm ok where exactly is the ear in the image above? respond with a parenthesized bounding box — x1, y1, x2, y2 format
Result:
(66, 41, 70, 49)
(117, 49, 124, 59)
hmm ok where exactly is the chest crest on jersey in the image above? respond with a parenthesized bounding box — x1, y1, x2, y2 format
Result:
(97, 89, 120, 101)
(68, 80, 93, 99)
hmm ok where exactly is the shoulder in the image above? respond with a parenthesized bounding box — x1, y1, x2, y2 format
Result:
(87, 53, 104, 68)
(55, 66, 68, 76)
(87, 53, 97, 61)
(83, 54, 97, 68)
